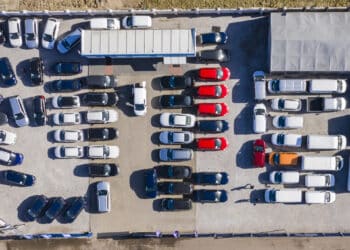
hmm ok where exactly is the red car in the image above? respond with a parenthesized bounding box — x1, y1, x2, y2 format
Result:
(197, 103, 229, 116)
(253, 139, 266, 167)
(198, 67, 230, 81)
(196, 137, 228, 151)
(196, 84, 229, 99)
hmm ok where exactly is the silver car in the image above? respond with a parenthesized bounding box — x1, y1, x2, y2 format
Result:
(159, 148, 193, 162)
(24, 18, 39, 48)
(96, 181, 110, 213)
(159, 131, 194, 145)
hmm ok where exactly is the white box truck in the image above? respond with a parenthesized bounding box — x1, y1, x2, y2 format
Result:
(301, 155, 344, 171)
(306, 135, 347, 150)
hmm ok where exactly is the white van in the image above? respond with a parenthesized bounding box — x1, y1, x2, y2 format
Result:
(122, 16, 152, 29)
(264, 189, 302, 203)
(301, 155, 344, 171)
(305, 191, 336, 204)
(305, 174, 335, 187)
(253, 71, 266, 100)
(308, 79, 347, 94)
(306, 135, 347, 150)
(89, 18, 120, 30)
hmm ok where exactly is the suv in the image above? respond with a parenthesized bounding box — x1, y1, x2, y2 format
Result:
(8, 17, 22, 47)
(54, 146, 84, 159)
(24, 18, 39, 48)
(53, 112, 81, 126)
(84, 127, 118, 141)
(42, 18, 60, 49)
(9, 95, 29, 127)
(0, 57, 16, 86)
(57, 28, 81, 54)
(83, 75, 117, 89)
(159, 148, 193, 162)
(96, 181, 111, 213)
(88, 164, 119, 177)
(86, 109, 118, 124)
(87, 145, 119, 159)
(32, 95, 47, 126)
(29, 57, 43, 85)
(81, 92, 118, 106)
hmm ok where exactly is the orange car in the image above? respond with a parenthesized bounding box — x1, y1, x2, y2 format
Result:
(268, 152, 298, 166)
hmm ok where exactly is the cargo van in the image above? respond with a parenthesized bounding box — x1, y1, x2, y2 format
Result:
(9, 95, 29, 127)
(305, 191, 336, 204)
(301, 155, 344, 171)
(308, 79, 347, 94)
(268, 152, 298, 166)
(253, 71, 266, 100)
(305, 174, 335, 187)
(264, 189, 302, 203)
(122, 16, 152, 29)
(267, 79, 307, 93)
(89, 18, 120, 30)
(306, 135, 347, 150)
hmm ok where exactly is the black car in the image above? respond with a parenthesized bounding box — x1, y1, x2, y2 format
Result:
(159, 198, 192, 211)
(159, 95, 193, 109)
(160, 76, 193, 90)
(191, 172, 229, 185)
(63, 197, 85, 221)
(84, 127, 118, 141)
(49, 79, 83, 92)
(153, 165, 192, 179)
(197, 49, 229, 63)
(29, 57, 44, 85)
(157, 182, 193, 195)
(83, 75, 117, 89)
(81, 92, 118, 106)
(3, 170, 36, 186)
(196, 120, 229, 133)
(145, 169, 157, 198)
(27, 195, 49, 220)
(53, 62, 82, 75)
(191, 189, 228, 203)
(198, 32, 228, 45)
(33, 95, 47, 126)
(0, 112, 8, 126)
(44, 197, 66, 220)
(0, 57, 16, 86)
(88, 164, 119, 177)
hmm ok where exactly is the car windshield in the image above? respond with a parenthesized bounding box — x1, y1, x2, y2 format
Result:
(167, 149, 173, 159)
(271, 80, 280, 91)
(255, 109, 265, 116)
(10, 32, 19, 39)
(325, 192, 330, 202)
(214, 33, 221, 42)
(58, 97, 77, 106)
(215, 86, 222, 97)
(269, 190, 276, 202)
(168, 132, 174, 143)
(278, 116, 286, 127)
(216, 69, 223, 79)
(278, 99, 285, 109)
(97, 190, 107, 196)
(276, 134, 285, 145)
(107, 19, 115, 28)
(168, 96, 175, 106)
(254, 145, 264, 152)
(273, 153, 280, 165)
(135, 104, 145, 111)
(325, 176, 330, 186)
(103, 146, 109, 156)
(102, 111, 109, 121)
(166, 199, 174, 209)
(169, 115, 175, 125)
(26, 33, 35, 40)
(215, 139, 222, 149)
(60, 147, 66, 157)
(126, 17, 133, 26)
(59, 114, 64, 123)
(215, 104, 222, 114)
(43, 33, 53, 42)
(14, 113, 24, 120)
(169, 76, 175, 88)
(274, 172, 282, 183)
(61, 40, 71, 49)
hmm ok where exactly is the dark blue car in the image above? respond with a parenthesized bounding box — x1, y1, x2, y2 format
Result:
(192, 189, 228, 203)
(196, 120, 229, 133)
(159, 198, 192, 211)
(145, 169, 157, 198)
(63, 197, 85, 221)
(53, 62, 82, 75)
(0, 57, 16, 86)
(44, 197, 66, 220)
(198, 32, 228, 45)
(27, 195, 49, 220)
(191, 172, 229, 185)
(3, 170, 36, 186)
(49, 79, 83, 92)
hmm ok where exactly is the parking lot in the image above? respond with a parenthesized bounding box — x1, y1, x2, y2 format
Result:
(0, 13, 350, 235)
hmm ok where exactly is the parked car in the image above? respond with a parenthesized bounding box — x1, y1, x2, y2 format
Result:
(44, 197, 65, 220)
(0, 57, 17, 86)
(8, 17, 22, 47)
(88, 164, 119, 177)
(253, 139, 266, 168)
(9, 95, 29, 127)
(96, 181, 111, 213)
(191, 172, 229, 185)
(0, 148, 23, 165)
(159, 198, 192, 211)
(27, 195, 49, 220)
(159, 148, 193, 162)
(268, 152, 299, 167)
(42, 18, 60, 49)
(157, 182, 193, 195)
(53, 112, 81, 126)
(253, 103, 267, 133)
(305, 191, 336, 204)
(153, 165, 192, 179)
(191, 189, 228, 203)
(85, 109, 118, 124)
(160, 75, 193, 89)
(49, 79, 83, 92)
(87, 145, 119, 159)
(54, 129, 83, 142)
(84, 127, 118, 141)
(159, 113, 196, 128)
(269, 171, 300, 184)
(271, 98, 302, 112)
(53, 62, 82, 75)
(196, 137, 228, 151)
(83, 75, 117, 89)
(196, 120, 229, 133)
(133, 81, 147, 116)
(196, 84, 228, 98)
(197, 103, 229, 116)
(54, 146, 84, 159)
(145, 169, 157, 198)
(89, 18, 120, 30)
(63, 197, 85, 221)
(159, 95, 193, 109)
(197, 49, 229, 63)
(122, 15, 152, 29)
(198, 67, 230, 81)
(272, 115, 303, 129)
(81, 92, 118, 106)
(3, 170, 35, 187)
(32, 95, 47, 126)
(0, 130, 16, 145)
(159, 131, 194, 145)
(264, 189, 302, 203)
(24, 18, 38, 48)
(271, 133, 302, 148)
(198, 32, 228, 45)
(57, 28, 81, 54)
(29, 57, 43, 85)
(305, 174, 335, 188)
(52, 96, 80, 109)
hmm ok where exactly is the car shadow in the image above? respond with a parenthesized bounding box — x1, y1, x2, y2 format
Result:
(249, 189, 267, 205)
(151, 149, 159, 163)
(17, 195, 42, 222)
(15, 59, 32, 87)
(258, 171, 271, 186)
(236, 140, 254, 169)
(151, 76, 162, 91)
(46, 130, 56, 143)
(129, 169, 152, 199)
(73, 164, 89, 178)
(115, 85, 134, 117)
(152, 199, 163, 212)
(47, 147, 56, 160)
(234, 104, 253, 135)
(151, 114, 161, 128)
(151, 96, 162, 110)
(151, 132, 160, 146)
(84, 182, 98, 214)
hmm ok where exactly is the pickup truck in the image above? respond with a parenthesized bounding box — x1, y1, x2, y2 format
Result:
(307, 97, 346, 112)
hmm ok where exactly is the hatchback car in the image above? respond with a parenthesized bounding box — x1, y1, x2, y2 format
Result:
(27, 195, 49, 220)
(271, 133, 302, 148)
(24, 18, 38, 48)
(253, 103, 267, 133)
(53, 112, 81, 126)
(159, 198, 192, 211)
(197, 103, 229, 116)
(271, 98, 302, 112)
(159, 148, 193, 162)
(160, 75, 193, 89)
(192, 189, 228, 203)
(85, 109, 118, 124)
(87, 145, 119, 159)
(197, 49, 229, 63)
(88, 164, 119, 177)
(42, 18, 60, 49)
(63, 197, 85, 221)
(52, 96, 80, 109)
(196, 84, 228, 99)
(44, 197, 66, 220)
(198, 32, 228, 45)
(272, 115, 304, 129)
(97, 181, 111, 213)
(159, 131, 194, 145)
(253, 139, 266, 168)
(54, 129, 83, 142)
(196, 120, 229, 133)
(159, 95, 193, 109)
(159, 113, 196, 128)
(0, 130, 16, 145)
(29, 57, 44, 85)
(54, 146, 84, 159)
(3, 170, 36, 187)
(49, 79, 83, 92)
(191, 172, 229, 185)
(53, 62, 82, 75)
(0, 148, 23, 165)
(157, 182, 193, 195)
(81, 92, 118, 106)
(153, 165, 192, 179)
(83, 75, 117, 89)
(198, 67, 230, 81)
(84, 127, 118, 141)
(8, 17, 22, 47)
(57, 28, 81, 54)
(196, 137, 228, 151)
(0, 57, 16, 86)
(33, 96, 47, 126)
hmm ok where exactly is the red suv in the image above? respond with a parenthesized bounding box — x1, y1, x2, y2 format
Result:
(253, 139, 266, 167)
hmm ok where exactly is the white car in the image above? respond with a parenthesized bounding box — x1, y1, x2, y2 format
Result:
(0, 130, 16, 145)
(42, 18, 60, 49)
(271, 133, 302, 148)
(305, 174, 335, 187)
(96, 181, 110, 213)
(272, 116, 303, 129)
(133, 81, 147, 116)
(159, 131, 194, 145)
(53, 112, 81, 126)
(271, 98, 302, 112)
(269, 171, 300, 184)
(8, 17, 22, 47)
(52, 96, 80, 109)
(160, 113, 196, 128)
(54, 129, 83, 142)
(253, 103, 266, 133)
(122, 15, 152, 29)
(24, 18, 39, 48)
(305, 191, 336, 204)
(86, 109, 118, 124)
(54, 146, 84, 159)
(87, 145, 119, 159)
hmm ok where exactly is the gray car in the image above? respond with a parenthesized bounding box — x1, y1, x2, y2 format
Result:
(159, 148, 193, 162)
(197, 49, 229, 63)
